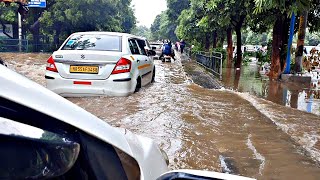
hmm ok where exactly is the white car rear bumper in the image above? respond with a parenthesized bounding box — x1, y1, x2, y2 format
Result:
(45, 71, 136, 97)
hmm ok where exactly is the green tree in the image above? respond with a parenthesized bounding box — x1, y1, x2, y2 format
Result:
(0, 3, 19, 38)
(254, 0, 320, 78)
(150, 12, 165, 41)
(22, 0, 136, 51)
(131, 25, 151, 39)
(166, 0, 190, 41)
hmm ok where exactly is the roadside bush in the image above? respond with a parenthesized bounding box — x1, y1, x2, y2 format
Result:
(213, 47, 227, 62)
(256, 51, 269, 64)
(242, 54, 251, 66)
(243, 51, 256, 57)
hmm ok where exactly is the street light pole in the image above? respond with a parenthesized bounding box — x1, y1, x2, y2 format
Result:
(18, 12, 22, 52)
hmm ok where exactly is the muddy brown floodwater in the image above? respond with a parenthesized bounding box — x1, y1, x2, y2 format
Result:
(2, 52, 320, 180)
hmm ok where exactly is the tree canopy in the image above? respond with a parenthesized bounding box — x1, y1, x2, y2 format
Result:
(0, 0, 136, 50)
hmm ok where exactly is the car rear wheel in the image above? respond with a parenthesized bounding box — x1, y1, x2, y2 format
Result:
(151, 68, 155, 83)
(134, 77, 141, 92)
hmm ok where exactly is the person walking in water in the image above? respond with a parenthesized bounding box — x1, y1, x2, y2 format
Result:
(179, 39, 186, 53)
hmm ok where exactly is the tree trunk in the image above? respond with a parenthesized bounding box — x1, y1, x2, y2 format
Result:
(294, 11, 308, 73)
(227, 27, 233, 68)
(269, 17, 283, 79)
(234, 15, 245, 69)
(235, 27, 242, 69)
(30, 8, 41, 52)
(218, 36, 224, 48)
(205, 33, 210, 51)
(233, 69, 241, 90)
(31, 20, 40, 52)
(212, 31, 217, 49)
(280, 17, 290, 71)
(54, 23, 61, 49)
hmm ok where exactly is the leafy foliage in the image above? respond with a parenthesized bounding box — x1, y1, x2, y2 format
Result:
(131, 25, 151, 39)
(0, 0, 136, 51)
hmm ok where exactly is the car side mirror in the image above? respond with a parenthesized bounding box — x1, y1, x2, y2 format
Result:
(0, 118, 80, 179)
(157, 170, 256, 180)
(148, 50, 156, 56)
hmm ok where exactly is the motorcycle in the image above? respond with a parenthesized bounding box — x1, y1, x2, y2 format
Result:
(161, 55, 172, 62)
(0, 64, 255, 180)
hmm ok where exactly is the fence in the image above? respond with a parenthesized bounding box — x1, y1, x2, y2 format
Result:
(184, 47, 191, 59)
(0, 39, 28, 52)
(0, 34, 57, 52)
(195, 51, 223, 79)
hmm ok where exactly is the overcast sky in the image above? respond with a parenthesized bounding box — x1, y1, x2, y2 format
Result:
(131, 0, 167, 28)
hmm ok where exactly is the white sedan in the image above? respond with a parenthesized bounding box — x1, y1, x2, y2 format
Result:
(45, 32, 155, 97)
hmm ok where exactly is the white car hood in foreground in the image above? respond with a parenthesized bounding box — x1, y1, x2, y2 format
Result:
(0, 65, 168, 179)
(0, 65, 131, 153)
(0, 65, 256, 180)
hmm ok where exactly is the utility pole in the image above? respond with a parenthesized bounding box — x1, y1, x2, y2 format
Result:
(18, 12, 22, 52)
(284, 12, 296, 74)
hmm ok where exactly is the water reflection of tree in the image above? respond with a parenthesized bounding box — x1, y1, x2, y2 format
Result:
(225, 68, 233, 87)
(267, 81, 301, 108)
(306, 89, 320, 99)
(290, 90, 299, 109)
(233, 70, 241, 90)
(75, 39, 96, 50)
(267, 81, 286, 106)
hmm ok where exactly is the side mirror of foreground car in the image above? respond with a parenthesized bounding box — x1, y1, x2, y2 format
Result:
(0, 117, 80, 179)
(156, 170, 256, 180)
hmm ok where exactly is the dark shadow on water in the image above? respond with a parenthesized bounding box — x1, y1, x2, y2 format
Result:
(221, 65, 320, 116)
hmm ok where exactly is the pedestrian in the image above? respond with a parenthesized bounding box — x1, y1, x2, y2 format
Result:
(175, 41, 179, 51)
(179, 39, 186, 53)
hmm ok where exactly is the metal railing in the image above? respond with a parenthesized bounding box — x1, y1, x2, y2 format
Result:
(184, 47, 191, 59)
(195, 51, 223, 79)
(0, 39, 28, 52)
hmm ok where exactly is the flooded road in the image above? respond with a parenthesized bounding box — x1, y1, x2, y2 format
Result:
(3, 53, 320, 179)
(221, 64, 320, 116)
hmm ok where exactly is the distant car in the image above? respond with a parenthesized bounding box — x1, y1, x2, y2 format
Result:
(244, 45, 255, 53)
(150, 42, 163, 59)
(45, 31, 156, 97)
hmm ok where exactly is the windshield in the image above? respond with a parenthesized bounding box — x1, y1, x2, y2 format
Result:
(62, 34, 122, 51)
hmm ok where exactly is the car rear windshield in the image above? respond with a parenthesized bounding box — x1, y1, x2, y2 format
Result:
(62, 34, 121, 51)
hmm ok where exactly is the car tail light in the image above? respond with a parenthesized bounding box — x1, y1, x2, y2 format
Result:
(111, 57, 132, 74)
(46, 56, 58, 72)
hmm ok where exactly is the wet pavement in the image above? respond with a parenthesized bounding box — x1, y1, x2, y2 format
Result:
(2, 52, 320, 179)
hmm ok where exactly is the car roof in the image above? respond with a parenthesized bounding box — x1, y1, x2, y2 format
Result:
(0, 65, 133, 155)
(71, 31, 145, 40)
(150, 42, 163, 45)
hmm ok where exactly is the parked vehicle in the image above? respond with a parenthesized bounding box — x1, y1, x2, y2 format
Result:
(45, 32, 156, 97)
(150, 42, 163, 60)
(0, 64, 255, 180)
(244, 45, 255, 53)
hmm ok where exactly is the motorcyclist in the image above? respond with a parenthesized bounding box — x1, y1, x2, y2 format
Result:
(160, 41, 175, 60)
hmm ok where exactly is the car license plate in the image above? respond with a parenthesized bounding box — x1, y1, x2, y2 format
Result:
(70, 65, 99, 74)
